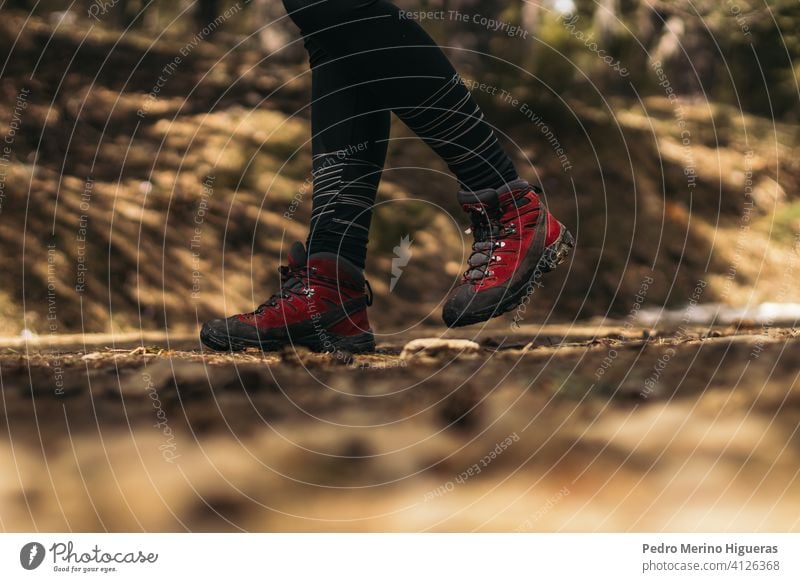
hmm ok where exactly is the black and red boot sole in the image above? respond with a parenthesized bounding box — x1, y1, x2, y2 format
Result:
(199, 323, 376, 354)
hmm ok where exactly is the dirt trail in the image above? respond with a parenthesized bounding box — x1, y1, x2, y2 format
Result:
(1, 323, 798, 532)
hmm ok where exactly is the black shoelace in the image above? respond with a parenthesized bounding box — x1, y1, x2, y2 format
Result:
(462, 186, 540, 281)
(464, 207, 514, 282)
(254, 265, 309, 313)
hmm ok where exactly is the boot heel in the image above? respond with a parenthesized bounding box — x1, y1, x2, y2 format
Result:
(300, 330, 376, 354)
(540, 225, 575, 273)
(330, 331, 376, 354)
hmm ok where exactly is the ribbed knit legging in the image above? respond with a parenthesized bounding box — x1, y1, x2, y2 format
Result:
(282, 0, 519, 268)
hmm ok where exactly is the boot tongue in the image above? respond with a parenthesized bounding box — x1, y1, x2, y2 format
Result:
(458, 189, 500, 242)
(281, 241, 308, 291)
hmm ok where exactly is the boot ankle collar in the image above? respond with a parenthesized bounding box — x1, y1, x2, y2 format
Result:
(306, 252, 365, 287)
(458, 180, 540, 216)
(457, 179, 532, 207)
(496, 179, 533, 198)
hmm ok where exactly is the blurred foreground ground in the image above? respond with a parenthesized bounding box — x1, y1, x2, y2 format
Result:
(1, 322, 798, 532)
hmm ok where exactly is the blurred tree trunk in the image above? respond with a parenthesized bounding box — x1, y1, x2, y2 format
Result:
(195, 0, 219, 28)
(635, 0, 658, 49)
(471, 0, 503, 54)
(143, 2, 159, 33)
(593, 0, 619, 44)
(650, 15, 684, 66)
(252, 0, 304, 59)
(115, 0, 140, 29)
(5, 0, 31, 10)
(521, 1, 541, 34)
(649, 6, 717, 94)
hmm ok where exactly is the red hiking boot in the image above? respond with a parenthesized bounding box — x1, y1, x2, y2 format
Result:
(442, 179, 574, 327)
(200, 242, 375, 353)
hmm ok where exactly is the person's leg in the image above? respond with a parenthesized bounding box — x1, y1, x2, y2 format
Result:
(304, 36, 390, 269)
(200, 36, 387, 353)
(201, 0, 573, 351)
(280, 0, 574, 329)
(282, 0, 518, 192)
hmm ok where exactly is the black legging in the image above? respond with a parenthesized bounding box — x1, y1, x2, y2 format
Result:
(283, 0, 519, 268)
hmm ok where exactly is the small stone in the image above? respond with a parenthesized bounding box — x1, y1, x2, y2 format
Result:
(400, 338, 480, 360)
(702, 329, 723, 339)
